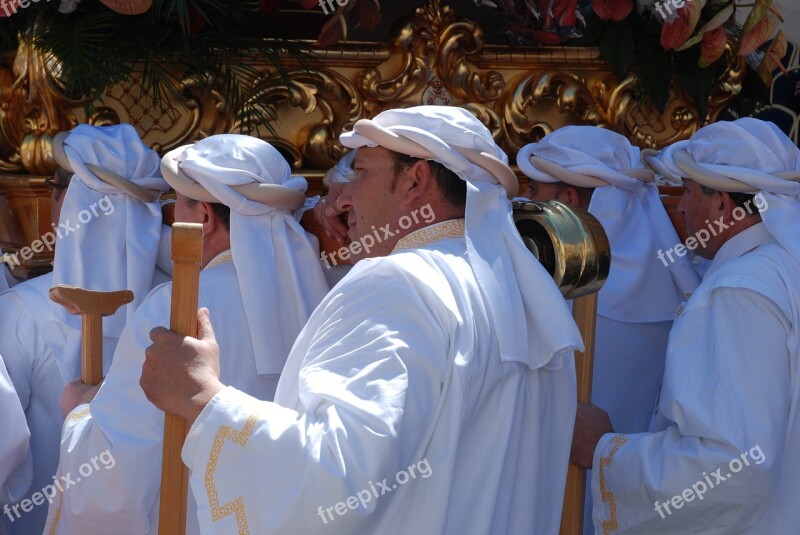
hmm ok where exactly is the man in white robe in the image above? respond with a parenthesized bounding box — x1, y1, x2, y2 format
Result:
(518, 129, 701, 534)
(518, 127, 700, 436)
(573, 118, 800, 534)
(140, 105, 584, 534)
(0, 355, 30, 535)
(0, 124, 170, 534)
(44, 134, 330, 534)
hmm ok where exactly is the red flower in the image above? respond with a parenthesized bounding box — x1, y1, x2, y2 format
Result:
(592, 0, 633, 22)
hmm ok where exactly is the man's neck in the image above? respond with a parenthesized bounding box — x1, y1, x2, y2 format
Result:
(201, 238, 231, 268)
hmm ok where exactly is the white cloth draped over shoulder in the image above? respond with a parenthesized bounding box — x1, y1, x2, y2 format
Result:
(341, 106, 583, 369)
(182, 226, 579, 534)
(45, 134, 331, 534)
(591, 119, 800, 533)
(45, 261, 289, 534)
(517, 126, 700, 322)
(161, 135, 330, 375)
(175, 106, 582, 534)
(50, 123, 169, 381)
(0, 353, 30, 512)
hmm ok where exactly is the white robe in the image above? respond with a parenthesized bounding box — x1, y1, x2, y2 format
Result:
(45, 260, 286, 534)
(591, 223, 800, 534)
(0, 354, 30, 535)
(0, 248, 16, 291)
(181, 234, 577, 534)
(0, 274, 118, 535)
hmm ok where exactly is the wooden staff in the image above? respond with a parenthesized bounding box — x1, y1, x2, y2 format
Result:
(158, 223, 203, 535)
(560, 292, 599, 535)
(49, 286, 133, 385)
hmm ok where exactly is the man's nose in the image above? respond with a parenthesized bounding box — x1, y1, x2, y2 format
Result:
(335, 184, 353, 211)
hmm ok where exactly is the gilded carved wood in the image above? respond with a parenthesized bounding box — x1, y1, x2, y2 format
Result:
(0, 0, 744, 275)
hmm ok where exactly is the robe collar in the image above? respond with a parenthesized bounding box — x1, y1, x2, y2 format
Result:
(205, 249, 233, 270)
(392, 219, 465, 253)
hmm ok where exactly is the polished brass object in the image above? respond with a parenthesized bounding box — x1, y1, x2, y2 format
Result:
(0, 0, 741, 276)
(513, 200, 611, 300)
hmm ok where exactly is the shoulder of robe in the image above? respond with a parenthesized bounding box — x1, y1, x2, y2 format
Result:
(700, 241, 798, 321)
(327, 251, 462, 320)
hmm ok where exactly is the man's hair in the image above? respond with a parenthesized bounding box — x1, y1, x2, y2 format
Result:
(53, 167, 74, 202)
(557, 182, 594, 206)
(392, 152, 467, 208)
(699, 184, 762, 218)
(185, 198, 231, 231)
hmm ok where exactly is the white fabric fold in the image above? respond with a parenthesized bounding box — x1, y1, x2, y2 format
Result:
(341, 106, 583, 370)
(323, 151, 355, 185)
(517, 126, 700, 322)
(659, 118, 800, 265)
(51, 124, 168, 353)
(163, 134, 330, 375)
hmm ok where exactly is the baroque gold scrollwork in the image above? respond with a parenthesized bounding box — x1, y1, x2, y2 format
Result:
(436, 19, 504, 103)
(252, 68, 363, 169)
(501, 70, 607, 153)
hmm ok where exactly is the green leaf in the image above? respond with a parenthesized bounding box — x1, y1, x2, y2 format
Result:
(598, 20, 635, 79)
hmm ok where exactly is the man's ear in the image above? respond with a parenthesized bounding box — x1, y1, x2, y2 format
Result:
(199, 202, 217, 236)
(398, 160, 436, 208)
(563, 185, 582, 207)
(720, 191, 737, 216)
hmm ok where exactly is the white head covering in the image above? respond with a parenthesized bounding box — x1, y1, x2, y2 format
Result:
(659, 118, 800, 265)
(340, 106, 583, 370)
(161, 134, 330, 375)
(323, 151, 355, 185)
(641, 142, 689, 186)
(517, 126, 700, 322)
(51, 124, 169, 348)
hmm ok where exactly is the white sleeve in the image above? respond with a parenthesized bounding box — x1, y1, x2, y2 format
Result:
(0, 353, 30, 505)
(182, 268, 452, 534)
(0, 291, 51, 506)
(591, 287, 790, 534)
(47, 288, 172, 534)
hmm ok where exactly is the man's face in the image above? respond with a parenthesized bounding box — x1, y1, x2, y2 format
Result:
(678, 178, 721, 259)
(337, 146, 404, 261)
(522, 179, 569, 204)
(173, 193, 204, 225)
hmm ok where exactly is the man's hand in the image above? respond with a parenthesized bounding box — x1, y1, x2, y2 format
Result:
(570, 403, 614, 469)
(312, 182, 349, 244)
(140, 308, 224, 426)
(61, 379, 102, 418)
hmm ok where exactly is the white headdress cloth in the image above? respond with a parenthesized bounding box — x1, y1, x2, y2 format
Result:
(659, 118, 800, 265)
(341, 106, 583, 369)
(52, 124, 168, 360)
(323, 151, 355, 185)
(162, 134, 329, 375)
(518, 126, 700, 322)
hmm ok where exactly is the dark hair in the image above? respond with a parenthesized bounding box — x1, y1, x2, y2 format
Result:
(392, 152, 467, 208)
(51, 167, 74, 202)
(185, 198, 231, 231)
(699, 185, 761, 217)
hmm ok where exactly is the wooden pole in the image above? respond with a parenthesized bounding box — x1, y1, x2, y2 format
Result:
(560, 292, 599, 535)
(158, 223, 203, 535)
(49, 286, 134, 386)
